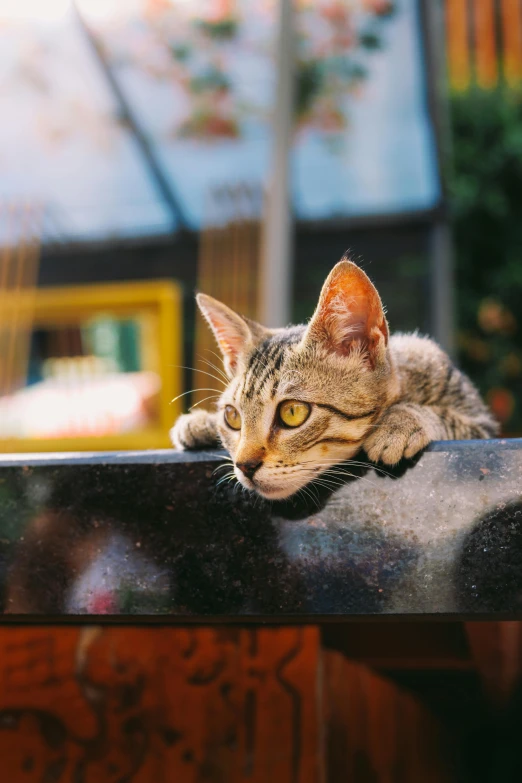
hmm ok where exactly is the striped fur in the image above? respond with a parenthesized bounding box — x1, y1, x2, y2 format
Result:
(171, 260, 498, 500)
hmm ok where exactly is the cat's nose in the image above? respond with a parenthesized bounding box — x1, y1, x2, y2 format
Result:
(236, 459, 263, 480)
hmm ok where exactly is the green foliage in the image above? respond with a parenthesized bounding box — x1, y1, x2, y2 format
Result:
(190, 67, 232, 94)
(358, 31, 382, 50)
(195, 18, 238, 40)
(295, 60, 324, 119)
(170, 43, 190, 62)
(295, 56, 368, 124)
(449, 88, 522, 431)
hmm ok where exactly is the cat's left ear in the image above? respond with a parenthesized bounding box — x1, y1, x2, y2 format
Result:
(303, 259, 389, 367)
(197, 293, 262, 375)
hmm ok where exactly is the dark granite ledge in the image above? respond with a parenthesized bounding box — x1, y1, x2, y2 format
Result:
(0, 436, 520, 468)
(0, 439, 521, 621)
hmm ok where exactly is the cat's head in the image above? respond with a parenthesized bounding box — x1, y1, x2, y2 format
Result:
(198, 259, 399, 499)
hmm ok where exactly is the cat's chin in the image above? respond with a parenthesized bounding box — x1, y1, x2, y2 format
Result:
(237, 475, 297, 500)
(255, 486, 297, 500)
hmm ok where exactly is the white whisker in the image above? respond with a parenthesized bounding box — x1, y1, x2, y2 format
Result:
(189, 394, 221, 410)
(204, 349, 231, 375)
(196, 355, 230, 383)
(216, 472, 236, 487)
(212, 463, 233, 476)
(170, 388, 221, 405)
(297, 484, 321, 511)
(310, 478, 347, 493)
(322, 469, 375, 487)
(172, 365, 227, 388)
(298, 457, 391, 478)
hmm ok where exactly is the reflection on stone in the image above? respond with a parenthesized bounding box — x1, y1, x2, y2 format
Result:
(457, 500, 522, 613)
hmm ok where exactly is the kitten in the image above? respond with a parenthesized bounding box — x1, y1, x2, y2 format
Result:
(171, 259, 498, 500)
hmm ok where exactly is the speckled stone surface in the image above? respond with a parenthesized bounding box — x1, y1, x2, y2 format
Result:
(0, 440, 521, 619)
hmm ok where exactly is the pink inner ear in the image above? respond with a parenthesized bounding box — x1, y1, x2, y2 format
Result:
(310, 262, 388, 362)
(323, 295, 366, 350)
(200, 306, 250, 372)
(213, 323, 244, 370)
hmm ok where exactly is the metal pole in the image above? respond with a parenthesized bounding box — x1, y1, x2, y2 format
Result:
(259, 0, 295, 327)
(423, 0, 455, 356)
(429, 221, 455, 357)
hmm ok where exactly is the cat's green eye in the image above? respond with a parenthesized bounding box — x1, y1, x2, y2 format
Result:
(224, 405, 242, 430)
(279, 400, 311, 428)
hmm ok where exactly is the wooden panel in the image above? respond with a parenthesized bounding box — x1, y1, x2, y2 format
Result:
(0, 627, 322, 783)
(0, 626, 461, 782)
(324, 652, 452, 783)
(500, 0, 522, 85)
(447, 0, 522, 91)
(193, 184, 262, 406)
(465, 621, 522, 707)
(472, 0, 498, 88)
(447, 0, 472, 91)
(0, 202, 42, 397)
(322, 622, 474, 671)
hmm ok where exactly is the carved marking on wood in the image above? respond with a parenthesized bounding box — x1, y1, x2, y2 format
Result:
(3, 636, 60, 692)
(0, 627, 322, 782)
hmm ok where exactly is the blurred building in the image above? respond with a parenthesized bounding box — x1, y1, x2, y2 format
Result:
(0, 0, 456, 449)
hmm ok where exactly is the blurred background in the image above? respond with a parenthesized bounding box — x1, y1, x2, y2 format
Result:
(0, 0, 519, 452)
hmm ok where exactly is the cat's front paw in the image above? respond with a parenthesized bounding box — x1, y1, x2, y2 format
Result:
(363, 404, 432, 466)
(170, 410, 219, 450)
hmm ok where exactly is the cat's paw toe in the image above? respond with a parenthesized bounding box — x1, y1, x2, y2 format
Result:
(364, 434, 406, 465)
(170, 411, 218, 451)
(402, 427, 431, 459)
(364, 426, 430, 465)
(170, 414, 194, 450)
(363, 436, 385, 464)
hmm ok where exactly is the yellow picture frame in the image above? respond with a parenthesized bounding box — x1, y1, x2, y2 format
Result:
(0, 279, 182, 453)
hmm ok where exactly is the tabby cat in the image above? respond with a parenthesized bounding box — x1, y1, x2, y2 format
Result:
(171, 259, 498, 500)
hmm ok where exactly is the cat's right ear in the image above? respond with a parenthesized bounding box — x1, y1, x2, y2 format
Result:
(302, 259, 389, 367)
(196, 294, 255, 375)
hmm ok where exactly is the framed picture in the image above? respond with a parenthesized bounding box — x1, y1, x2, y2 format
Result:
(0, 280, 182, 452)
